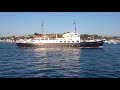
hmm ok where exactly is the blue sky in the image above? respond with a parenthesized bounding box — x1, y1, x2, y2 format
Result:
(0, 12, 120, 37)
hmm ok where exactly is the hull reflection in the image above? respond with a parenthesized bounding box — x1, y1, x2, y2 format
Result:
(23, 48, 81, 77)
(32, 48, 81, 60)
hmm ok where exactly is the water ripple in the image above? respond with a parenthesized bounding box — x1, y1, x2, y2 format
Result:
(0, 42, 120, 78)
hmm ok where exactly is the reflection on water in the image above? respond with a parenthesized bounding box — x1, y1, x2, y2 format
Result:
(34, 48, 81, 60)
(24, 48, 81, 78)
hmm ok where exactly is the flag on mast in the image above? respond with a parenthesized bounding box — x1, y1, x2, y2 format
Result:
(41, 20, 44, 27)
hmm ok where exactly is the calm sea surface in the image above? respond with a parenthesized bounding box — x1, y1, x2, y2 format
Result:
(0, 42, 120, 78)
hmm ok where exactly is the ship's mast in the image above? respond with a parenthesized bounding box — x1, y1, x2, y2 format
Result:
(74, 19, 77, 33)
(41, 20, 44, 35)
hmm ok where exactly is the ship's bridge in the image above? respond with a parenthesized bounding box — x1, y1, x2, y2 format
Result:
(62, 32, 80, 41)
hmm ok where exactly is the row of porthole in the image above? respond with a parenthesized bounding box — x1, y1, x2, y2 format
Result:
(38, 44, 81, 47)
(60, 41, 79, 43)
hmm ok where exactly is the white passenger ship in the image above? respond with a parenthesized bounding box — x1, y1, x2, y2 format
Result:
(16, 20, 104, 48)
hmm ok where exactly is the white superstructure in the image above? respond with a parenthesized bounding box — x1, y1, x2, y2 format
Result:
(32, 32, 81, 44)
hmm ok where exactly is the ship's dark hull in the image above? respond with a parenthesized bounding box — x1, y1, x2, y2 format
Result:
(16, 41, 104, 48)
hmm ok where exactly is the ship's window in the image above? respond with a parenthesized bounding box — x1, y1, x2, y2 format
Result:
(41, 39, 44, 40)
(67, 41, 70, 42)
(60, 41, 62, 42)
(64, 41, 66, 42)
(72, 41, 74, 42)
(77, 41, 79, 42)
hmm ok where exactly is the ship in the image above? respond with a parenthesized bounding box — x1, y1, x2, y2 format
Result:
(16, 20, 104, 48)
